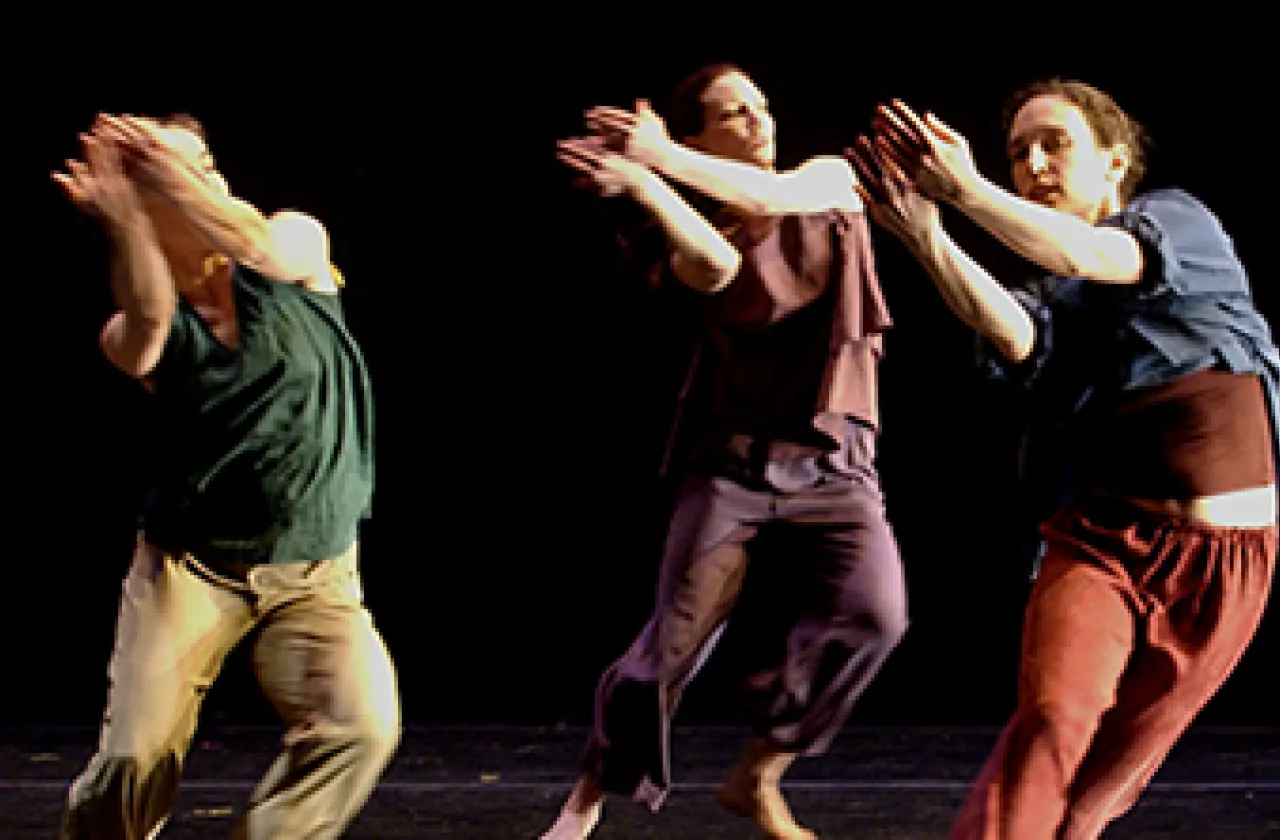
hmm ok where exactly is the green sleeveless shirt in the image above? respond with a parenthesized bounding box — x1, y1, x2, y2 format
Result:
(140, 266, 374, 564)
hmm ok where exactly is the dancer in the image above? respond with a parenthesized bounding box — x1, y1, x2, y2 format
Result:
(52, 114, 401, 840)
(848, 80, 1278, 839)
(543, 63, 909, 840)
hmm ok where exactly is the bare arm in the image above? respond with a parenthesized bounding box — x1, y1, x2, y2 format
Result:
(873, 102, 1141, 284)
(557, 137, 740, 293)
(954, 175, 1143, 284)
(629, 170, 742, 293)
(99, 214, 178, 378)
(913, 217, 1036, 362)
(102, 115, 334, 291)
(135, 166, 336, 293)
(652, 148, 862, 217)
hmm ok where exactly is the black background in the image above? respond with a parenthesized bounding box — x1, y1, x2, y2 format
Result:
(6, 3, 1274, 732)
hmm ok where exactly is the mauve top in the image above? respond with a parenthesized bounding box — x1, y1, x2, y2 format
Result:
(665, 208, 891, 468)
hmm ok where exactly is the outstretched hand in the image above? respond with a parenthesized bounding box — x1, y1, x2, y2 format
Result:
(870, 99, 978, 204)
(844, 134, 938, 252)
(583, 99, 672, 168)
(51, 128, 144, 226)
(556, 135, 652, 198)
(91, 113, 194, 193)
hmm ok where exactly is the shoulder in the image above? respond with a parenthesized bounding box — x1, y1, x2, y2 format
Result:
(790, 155, 855, 178)
(1105, 189, 1246, 296)
(267, 210, 330, 251)
(1107, 188, 1222, 235)
(266, 210, 340, 294)
(786, 156, 863, 213)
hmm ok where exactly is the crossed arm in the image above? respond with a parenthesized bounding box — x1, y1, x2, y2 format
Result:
(650, 148, 863, 217)
(559, 103, 863, 293)
(99, 115, 338, 294)
(138, 171, 338, 294)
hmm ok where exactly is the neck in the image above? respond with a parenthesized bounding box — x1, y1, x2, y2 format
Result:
(174, 251, 234, 305)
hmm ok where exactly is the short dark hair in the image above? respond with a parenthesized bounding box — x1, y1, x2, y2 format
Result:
(158, 112, 207, 142)
(1002, 78, 1149, 203)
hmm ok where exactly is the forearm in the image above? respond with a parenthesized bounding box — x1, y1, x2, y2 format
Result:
(629, 171, 741, 292)
(138, 163, 274, 267)
(914, 219, 1035, 361)
(109, 214, 177, 326)
(653, 144, 812, 216)
(953, 176, 1138, 282)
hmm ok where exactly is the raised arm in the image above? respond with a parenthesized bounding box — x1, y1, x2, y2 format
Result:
(847, 138, 1034, 362)
(558, 137, 741, 293)
(873, 101, 1142, 284)
(586, 102, 862, 217)
(950, 176, 1141, 285)
(98, 115, 337, 293)
(53, 132, 177, 378)
(913, 216, 1036, 362)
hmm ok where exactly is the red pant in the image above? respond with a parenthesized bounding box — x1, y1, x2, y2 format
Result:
(951, 497, 1275, 840)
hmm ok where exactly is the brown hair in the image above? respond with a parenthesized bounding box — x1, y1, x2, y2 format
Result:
(663, 62, 743, 141)
(1002, 78, 1149, 203)
(157, 112, 207, 142)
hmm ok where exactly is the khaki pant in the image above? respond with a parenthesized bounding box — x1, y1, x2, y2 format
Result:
(62, 534, 402, 839)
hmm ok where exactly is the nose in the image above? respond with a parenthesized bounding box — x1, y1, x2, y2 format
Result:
(1026, 144, 1049, 175)
(750, 108, 774, 140)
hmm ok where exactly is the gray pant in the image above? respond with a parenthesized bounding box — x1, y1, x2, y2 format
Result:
(62, 535, 401, 839)
(584, 438, 909, 811)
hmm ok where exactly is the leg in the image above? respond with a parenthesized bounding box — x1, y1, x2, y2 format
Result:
(720, 484, 910, 839)
(949, 540, 1137, 840)
(62, 537, 253, 840)
(542, 475, 763, 839)
(1060, 525, 1276, 839)
(233, 544, 401, 840)
(750, 488, 910, 753)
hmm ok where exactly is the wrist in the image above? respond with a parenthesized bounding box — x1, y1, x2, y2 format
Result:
(950, 172, 991, 213)
(625, 168, 661, 199)
(108, 204, 148, 238)
(646, 138, 677, 171)
(909, 214, 944, 257)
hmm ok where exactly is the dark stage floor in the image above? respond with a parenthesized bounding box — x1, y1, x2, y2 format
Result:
(2, 725, 1276, 838)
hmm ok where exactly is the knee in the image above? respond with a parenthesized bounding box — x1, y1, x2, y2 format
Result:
(873, 600, 910, 649)
(1012, 699, 1102, 770)
(848, 591, 909, 651)
(351, 682, 403, 763)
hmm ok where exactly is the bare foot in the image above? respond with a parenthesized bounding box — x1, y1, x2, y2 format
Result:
(539, 774, 604, 840)
(716, 739, 817, 840)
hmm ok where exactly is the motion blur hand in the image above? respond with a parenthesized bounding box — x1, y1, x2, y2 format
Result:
(556, 135, 653, 198)
(51, 128, 145, 227)
(583, 99, 673, 168)
(844, 134, 939, 253)
(92, 113, 198, 194)
(870, 99, 978, 205)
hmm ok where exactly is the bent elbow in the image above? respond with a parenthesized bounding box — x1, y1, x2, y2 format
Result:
(673, 248, 741, 294)
(1073, 232, 1145, 285)
(704, 252, 742, 294)
(994, 317, 1037, 364)
(101, 316, 172, 379)
(995, 332, 1034, 364)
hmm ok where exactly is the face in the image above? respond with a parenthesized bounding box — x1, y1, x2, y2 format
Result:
(686, 71, 776, 169)
(1007, 94, 1128, 222)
